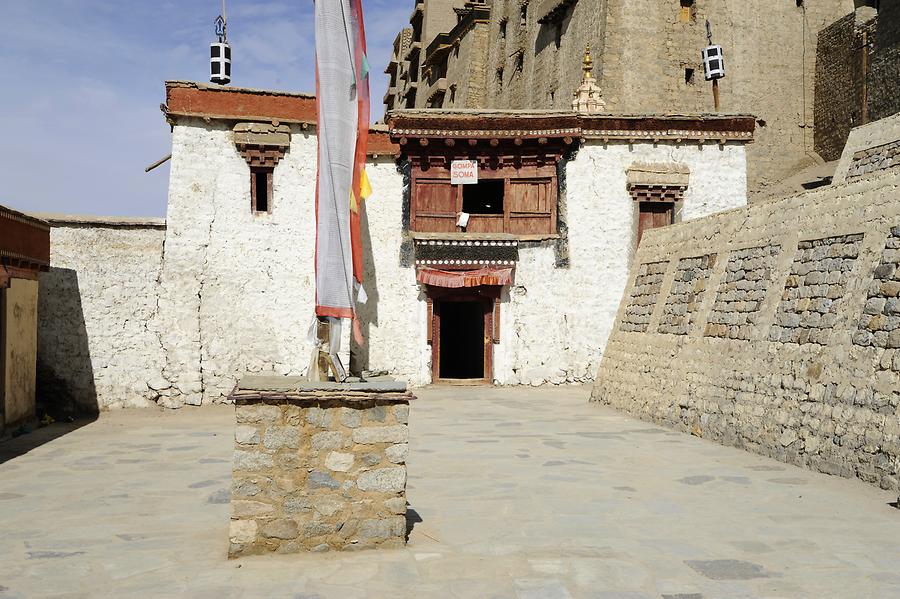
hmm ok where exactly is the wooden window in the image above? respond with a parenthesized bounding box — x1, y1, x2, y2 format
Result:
(637, 202, 674, 246)
(251, 167, 273, 214)
(508, 178, 554, 235)
(412, 179, 458, 232)
(411, 174, 556, 236)
(679, 0, 694, 23)
(463, 180, 504, 215)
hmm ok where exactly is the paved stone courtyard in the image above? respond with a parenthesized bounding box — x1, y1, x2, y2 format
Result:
(1, 386, 900, 598)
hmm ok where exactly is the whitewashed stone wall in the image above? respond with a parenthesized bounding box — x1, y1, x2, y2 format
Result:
(37, 122, 747, 408)
(379, 140, 748, 386)
(159, 120, 407, 406)
(37, 223, 167, 410)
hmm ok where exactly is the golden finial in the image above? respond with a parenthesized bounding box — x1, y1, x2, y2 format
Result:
(582, 44, 594, 79)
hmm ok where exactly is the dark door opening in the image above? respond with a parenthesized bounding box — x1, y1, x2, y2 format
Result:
(437, 300, 485, 380)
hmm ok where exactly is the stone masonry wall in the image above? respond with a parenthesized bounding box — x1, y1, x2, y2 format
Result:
(592, 166, 900, 491)
(620, 261, 668, 333)
(869, 0, 900, 122)
(37, 222, 167, 412)
(814, 13, 872, 161)
(846, 140, 900, 182)
(657, 254, 716, 336)
(706, 244, 781, 341)
(228, 386, 411, 556)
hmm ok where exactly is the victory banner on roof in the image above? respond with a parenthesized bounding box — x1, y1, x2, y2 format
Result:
(314, 0, 370, 340)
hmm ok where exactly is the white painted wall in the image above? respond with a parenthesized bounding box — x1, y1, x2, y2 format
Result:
(40, 120, 747, 408)
(38, 224, 167, 410)
(159, 120, 410, 405)
(361, 140, 748, 386)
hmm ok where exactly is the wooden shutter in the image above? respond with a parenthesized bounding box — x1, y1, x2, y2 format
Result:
(637, 202, 675, 246)
(413, 179, 457, 232)
(507, 178, 554, 235)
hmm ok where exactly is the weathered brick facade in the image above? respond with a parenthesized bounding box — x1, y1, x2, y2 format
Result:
(814, 13, 876, 161)
(869, 0, 900, 122)
(385, 0, 855, 199)
(815, 4, 900, 162)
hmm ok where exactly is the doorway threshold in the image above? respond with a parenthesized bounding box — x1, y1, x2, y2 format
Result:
(432, 378, 492, 386)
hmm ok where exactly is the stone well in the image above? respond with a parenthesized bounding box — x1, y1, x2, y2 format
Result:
(228, 376, 414, 557)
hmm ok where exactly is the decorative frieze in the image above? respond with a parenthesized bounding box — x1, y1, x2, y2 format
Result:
(233, 122, 291, 168)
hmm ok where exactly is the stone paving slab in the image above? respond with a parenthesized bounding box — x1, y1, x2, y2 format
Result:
(1, 386, 899, 598)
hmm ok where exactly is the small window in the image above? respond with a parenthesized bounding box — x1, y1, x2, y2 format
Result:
(463, 180, 505, 215)
(515, 51, 524, 72)
(520, 3, 528, 26)
(679, 0, 694, 23)
(499, 19, 507, 39)
(251, 168, 273, 214)
(684, 67, 695, 84)
(496, 67, 504, 90)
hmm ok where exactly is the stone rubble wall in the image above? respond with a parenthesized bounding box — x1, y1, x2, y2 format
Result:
(37, 223, 167, 411)
(592, 168, 900, 491)
(846, 140, 900, 182)
(229, 392, 411, 556)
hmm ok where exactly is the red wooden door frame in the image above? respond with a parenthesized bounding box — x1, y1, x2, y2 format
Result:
(427, 285, 500, 385)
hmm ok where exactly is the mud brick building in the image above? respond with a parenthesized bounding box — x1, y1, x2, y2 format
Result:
(384, 0, 855, 198)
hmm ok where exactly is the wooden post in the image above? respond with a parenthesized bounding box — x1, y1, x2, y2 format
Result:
(712, 79, 721, 112)
(861, 29, 869, 125)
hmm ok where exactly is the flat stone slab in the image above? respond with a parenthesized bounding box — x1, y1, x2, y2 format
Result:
(236, 375, 408, 394)
(1, 386, 899, 597)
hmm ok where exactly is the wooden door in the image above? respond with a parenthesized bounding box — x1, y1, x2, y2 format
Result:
(637, 202, 674, 246)
(431, 296, 494, 384)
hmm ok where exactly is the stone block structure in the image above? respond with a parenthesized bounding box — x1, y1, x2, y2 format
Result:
(592, 117, 900, 491)
(228, 378, 413, 556)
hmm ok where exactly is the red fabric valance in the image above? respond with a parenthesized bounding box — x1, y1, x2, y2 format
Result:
(417, 267, 514, 288)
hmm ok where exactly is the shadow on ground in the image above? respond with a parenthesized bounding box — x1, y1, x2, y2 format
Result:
(0, 417, 96, 465)
(405, 506, 423, 541)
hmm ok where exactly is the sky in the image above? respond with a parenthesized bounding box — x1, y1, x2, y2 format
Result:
(0, 0, 409, 218)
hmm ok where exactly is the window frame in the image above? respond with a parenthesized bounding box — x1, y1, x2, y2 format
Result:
(410, 165, 558, 236)
(250, 167, 274, 215)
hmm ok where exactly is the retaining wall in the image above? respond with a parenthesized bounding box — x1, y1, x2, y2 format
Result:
(592, 165, 900, 490)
